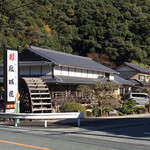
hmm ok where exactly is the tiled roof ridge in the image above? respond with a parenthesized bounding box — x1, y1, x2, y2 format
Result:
(30, 46, 92, 61)
(124, 62, 148, 72)
(125, 61, 148, 69)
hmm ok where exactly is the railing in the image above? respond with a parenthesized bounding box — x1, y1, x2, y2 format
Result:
(0, 112, 84, 127)
(52, 91, 88, 102)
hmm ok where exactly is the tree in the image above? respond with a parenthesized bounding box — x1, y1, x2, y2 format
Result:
(77, 85, 94, 103)
(94, 81, 119, 116)
(78, 81, 120, 116)
(0, 0, 150, 66)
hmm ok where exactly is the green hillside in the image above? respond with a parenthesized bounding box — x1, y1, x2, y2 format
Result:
(0, 0, 150, 66)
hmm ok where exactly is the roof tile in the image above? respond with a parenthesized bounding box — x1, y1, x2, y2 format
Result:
(28, 46, 117, 73)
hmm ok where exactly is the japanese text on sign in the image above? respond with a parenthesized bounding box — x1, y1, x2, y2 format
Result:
(7, 50, 18, 102)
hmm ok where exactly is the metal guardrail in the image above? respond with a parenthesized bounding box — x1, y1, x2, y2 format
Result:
(0, 112, 84, 127)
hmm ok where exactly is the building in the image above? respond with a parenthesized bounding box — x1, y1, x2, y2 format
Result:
(115, 62, 149, 92)
(0, 46, 133, 112)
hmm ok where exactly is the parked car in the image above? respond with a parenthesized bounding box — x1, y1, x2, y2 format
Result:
(125, 93, 149, 106)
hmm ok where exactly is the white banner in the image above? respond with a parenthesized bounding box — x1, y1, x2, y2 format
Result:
(7, 50, 18, 102)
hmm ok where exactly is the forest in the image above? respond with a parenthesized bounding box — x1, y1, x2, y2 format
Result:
(0, 0, 150, 67)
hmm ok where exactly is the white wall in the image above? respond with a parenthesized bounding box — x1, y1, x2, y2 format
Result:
(82, 70, 87, 78)
(62, 67, 68, 76)
(53, 65, 113, 79)
(69, 68, 76, 77)
(76, 69, 82, 77)
(20, 65, 52, 76)
(87, 70, 93, 78)
(93, 71, 98, 78)
(42, 66, 52, 75)
(118, 87, 120, 95)
(54, 66, 61, 75)
(109, 73, 114, 80)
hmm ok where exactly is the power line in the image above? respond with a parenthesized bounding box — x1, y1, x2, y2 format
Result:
(1, 27, 150, 48)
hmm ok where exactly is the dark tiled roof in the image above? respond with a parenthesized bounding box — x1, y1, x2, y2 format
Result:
(117, 71, 136, 80)
(129, 79, 148, 86)
(129, 79, 141, 85)
(27, 46, 117, 74)
(43, 74, 133, 86)
(111, 80, 122, 86)
(19, 61, 52, 66)
(124, 62, 149, 73)
(114, 75, 134, 86)
(138, 81, 149, 86)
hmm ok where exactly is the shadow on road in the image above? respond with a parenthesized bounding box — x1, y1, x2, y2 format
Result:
(55, 116, 150, 138)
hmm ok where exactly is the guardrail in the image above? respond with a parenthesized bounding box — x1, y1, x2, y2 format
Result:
(0, 112, 84, 127)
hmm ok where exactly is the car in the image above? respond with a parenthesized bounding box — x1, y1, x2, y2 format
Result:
(125, 93, 149, 106)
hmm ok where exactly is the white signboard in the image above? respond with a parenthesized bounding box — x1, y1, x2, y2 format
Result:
(6, 109, 15, 113)
(7, 50, 18, 102)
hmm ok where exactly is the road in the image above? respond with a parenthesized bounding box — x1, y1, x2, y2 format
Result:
(0, 115, 150, 150)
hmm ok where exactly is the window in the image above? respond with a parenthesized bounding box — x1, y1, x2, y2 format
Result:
(131, 94, 148, 98)
(105, 73, 109, 79)
(120, 88, 123, 95)
(138, 75, 145, 80)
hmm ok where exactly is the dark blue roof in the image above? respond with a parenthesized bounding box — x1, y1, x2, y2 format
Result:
(27, 46, 117, 74)
(129, 79, 149, 86)
(124, 62, 149, 73)
(114, 75, 134, 85)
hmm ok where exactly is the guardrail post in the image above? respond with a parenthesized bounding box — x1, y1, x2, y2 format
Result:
(78, 119, 80, 127)
(45, 120, 47, 127)
(15, 119, 18, 127)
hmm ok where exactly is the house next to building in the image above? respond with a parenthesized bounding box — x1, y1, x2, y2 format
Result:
(115, 62, 149, 93)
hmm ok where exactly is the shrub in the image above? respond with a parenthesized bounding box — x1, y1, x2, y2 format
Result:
(60, 102, 86, 118)
(119, 105, 131, 115)
(103, 107, 110, 116)
(133, 106, 147, 114)
(86, 111, 92, 117)
(145, 103, 149, 112)
(85, 105, 92, 109)
(119, 98, 136, 115)
(125, 98, 136, 109)
(92, 105, 100, 117)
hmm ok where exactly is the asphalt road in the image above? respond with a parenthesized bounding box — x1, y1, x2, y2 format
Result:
(1, 115, 150, 150)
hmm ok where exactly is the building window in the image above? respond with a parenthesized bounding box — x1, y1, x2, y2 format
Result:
(138, 75, 145, 81)
(120, 88, 123, 95)
(105, 73, 109, 79)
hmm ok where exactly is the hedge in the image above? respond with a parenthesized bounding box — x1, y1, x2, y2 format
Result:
(60, 102, 86, 118)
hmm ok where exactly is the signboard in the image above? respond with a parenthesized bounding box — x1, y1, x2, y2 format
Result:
(6, 109, 15, 113)
(7, 50, 18, 102)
